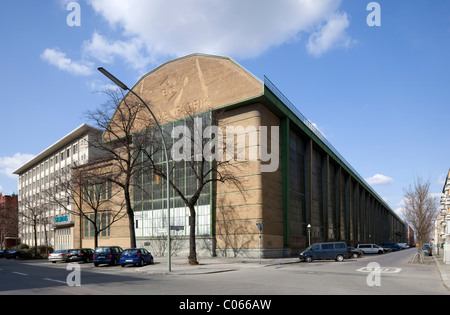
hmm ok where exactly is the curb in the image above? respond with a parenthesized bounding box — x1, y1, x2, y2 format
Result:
(433, 256, 450, 291)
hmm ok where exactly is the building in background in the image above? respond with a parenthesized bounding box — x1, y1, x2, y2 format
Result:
(436, 169, 450, 259)
(407, 225, 415, 247)
(0, 193, 19, 249)
(13, 124, 103, 251)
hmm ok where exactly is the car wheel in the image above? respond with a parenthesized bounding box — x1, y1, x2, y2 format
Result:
(94, 263, 99, 267)
(335, 254, 344, 262)
(352, 253, 359, 259)
(121, 264, 125, 267)
(138, 259, 144, 267)
(305, 256, 313, 263)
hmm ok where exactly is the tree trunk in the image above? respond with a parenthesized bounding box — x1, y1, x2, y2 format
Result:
(188, 205, 198, 265)
(33, 225, 38, 257)
(127, 206, 136, 248)
(124, 184, 137, 248)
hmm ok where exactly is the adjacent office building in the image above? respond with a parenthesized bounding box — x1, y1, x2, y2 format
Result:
(14, 124, 102, 251)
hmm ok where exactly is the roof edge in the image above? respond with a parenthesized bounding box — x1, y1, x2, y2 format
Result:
(13, 124, 101, 175)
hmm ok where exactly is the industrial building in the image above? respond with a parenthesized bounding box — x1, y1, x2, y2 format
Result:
(75, 54, 406, 258)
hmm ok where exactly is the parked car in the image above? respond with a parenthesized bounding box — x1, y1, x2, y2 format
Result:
(397, 243, 409, 250)
(382, 243, 401, 251)
(0, 250, 6, 258)
(66, 248, 94, 263)
(347, 246, 363, 258)
(4, 250, 32, 260)
(93, 246, 123, 266)
(422, 245, 432, 256)
(299, 242, 349, 262)
(356, 244, 384, 254)
(48, 249, 70, 263)
(120, 248, 154, 267)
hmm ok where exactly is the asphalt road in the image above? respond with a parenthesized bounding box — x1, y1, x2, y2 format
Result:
(0, 248, 448, 296)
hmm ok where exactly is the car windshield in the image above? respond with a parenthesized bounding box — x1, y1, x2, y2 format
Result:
(306, 244, 320, 251)
(95, 247, 110, 254)
(123, 249, 139, 254)
(54, 250, 66, 254)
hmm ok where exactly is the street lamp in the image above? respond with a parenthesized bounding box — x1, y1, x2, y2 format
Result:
(98, 67, 172, 272)
(307, 224, 311, 247)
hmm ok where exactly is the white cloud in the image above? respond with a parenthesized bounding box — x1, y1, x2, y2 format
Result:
(82, 32, 152, 71)
(86, 79, 121, 93)
(0, 153, 36, 179)
(43, 1, 355, 75)
(306, 12, 353, 57)
(85, 0, 351, 61)
(365, 174, 394, 186)
(438, 173, 447, 186)
(41, 48, 94, 76)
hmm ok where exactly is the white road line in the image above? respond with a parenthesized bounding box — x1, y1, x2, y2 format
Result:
(43, 278, 67, 285)
(12, 272, 28, 276)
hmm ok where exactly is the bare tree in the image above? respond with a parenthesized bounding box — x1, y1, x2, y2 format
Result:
(87, 90, 247, 263)
(141, 108, 246, 265)
(45, 161, 127, 248)
(402, 177, 439, 254)
(85, 90, 152, 248)
(18, 195, 49, 257)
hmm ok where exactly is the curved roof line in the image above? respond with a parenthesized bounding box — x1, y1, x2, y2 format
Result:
(129, 53, 263, 94)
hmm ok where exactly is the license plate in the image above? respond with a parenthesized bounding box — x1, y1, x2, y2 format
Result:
(126, 259, 133, 262)
(99, 255, 105, 259)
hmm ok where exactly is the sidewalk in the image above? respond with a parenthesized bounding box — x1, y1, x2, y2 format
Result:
(135, 256, 300, 275)
(433, 253, 450, 291)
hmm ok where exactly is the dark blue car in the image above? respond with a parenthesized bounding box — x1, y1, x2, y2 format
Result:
(120, 248, 154, 267)
(93, 246, 123, 267)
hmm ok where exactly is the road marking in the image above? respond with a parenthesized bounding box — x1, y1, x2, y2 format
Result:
(13, 272, 28, 276)
(43, 278, 67, 285)
(356, 267, 401, 274)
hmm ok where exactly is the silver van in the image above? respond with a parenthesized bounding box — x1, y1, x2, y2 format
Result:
(356, 244, 384, 254)
(299, 242, 349, 262)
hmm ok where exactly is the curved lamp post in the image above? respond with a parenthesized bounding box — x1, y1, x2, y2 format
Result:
(98, 67, 171, 272)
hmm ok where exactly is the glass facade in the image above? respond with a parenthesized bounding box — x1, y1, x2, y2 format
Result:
(133, 112, 212, 238)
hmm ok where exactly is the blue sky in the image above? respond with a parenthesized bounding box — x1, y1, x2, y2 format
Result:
(0, 0, 449, 219)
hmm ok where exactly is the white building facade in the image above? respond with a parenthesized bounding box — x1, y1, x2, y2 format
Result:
(436, 169, 450, 263)
(14, 124, 102, 251)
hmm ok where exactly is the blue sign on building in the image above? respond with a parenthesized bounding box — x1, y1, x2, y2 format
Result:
(55, 216, 69, 223)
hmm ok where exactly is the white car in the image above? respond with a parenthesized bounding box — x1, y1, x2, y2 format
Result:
(356, 244, 384, 254)
(48, 249, 70, 263)
(397, 243, 409, 249)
